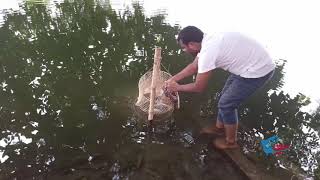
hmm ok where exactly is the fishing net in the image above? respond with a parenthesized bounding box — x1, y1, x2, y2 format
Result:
(134, 47, 179, 120)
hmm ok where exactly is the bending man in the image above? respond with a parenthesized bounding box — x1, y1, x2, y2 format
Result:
(165, 26, 275, 149)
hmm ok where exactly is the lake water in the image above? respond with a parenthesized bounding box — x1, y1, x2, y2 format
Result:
(0, 0, 319, 179)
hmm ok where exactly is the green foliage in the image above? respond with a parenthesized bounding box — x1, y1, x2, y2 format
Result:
(315, 165, 320, 180)
(0, 1, 186, 178)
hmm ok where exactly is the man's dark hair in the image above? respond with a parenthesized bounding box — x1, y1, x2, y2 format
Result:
(177, 26, 204, 45)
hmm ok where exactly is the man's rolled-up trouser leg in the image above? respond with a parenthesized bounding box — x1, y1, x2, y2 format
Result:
(216, 74, 235, 123)
(218, 70, 274, 124)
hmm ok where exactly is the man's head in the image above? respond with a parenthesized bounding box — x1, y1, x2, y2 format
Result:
(177, 26, 203, 56)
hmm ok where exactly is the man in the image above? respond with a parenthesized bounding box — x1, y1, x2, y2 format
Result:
(165, 26, 275, 149)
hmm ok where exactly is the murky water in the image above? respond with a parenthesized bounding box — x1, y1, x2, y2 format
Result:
(0, 0, 319, 179)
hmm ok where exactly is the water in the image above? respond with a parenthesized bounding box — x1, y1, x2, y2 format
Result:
(0, 0, 319, 179)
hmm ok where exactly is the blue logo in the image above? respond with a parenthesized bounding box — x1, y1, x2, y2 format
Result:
(260, 135, 290, 156)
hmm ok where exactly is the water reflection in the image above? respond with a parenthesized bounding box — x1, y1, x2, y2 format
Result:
(0, 0, 319, 179)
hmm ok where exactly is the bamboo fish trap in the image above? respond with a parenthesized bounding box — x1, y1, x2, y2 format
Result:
(135, 47, 180, 120)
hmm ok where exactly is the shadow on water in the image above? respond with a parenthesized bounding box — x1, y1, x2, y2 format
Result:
(0, 0, 319, 179)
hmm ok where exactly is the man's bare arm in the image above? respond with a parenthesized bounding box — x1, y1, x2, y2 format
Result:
(170, 57, 198, 82)
(177, 71, 211, 92)
(166, 71, 212, 93)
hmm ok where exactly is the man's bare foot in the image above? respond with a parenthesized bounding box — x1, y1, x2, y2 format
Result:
(213, 137, 239, 149)
(200, 126, 225, 136)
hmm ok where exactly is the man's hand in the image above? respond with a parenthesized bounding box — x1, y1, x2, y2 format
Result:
(165, 80, 180, 92)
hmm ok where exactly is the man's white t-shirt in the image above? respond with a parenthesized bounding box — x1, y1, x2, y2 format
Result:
(197, 32, 275, 78)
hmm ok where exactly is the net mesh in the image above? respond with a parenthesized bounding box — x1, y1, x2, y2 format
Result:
(135, 70, 178, 119)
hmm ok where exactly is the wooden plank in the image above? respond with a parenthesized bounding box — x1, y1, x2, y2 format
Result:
(222, 148, 304, 180)
(223, 149, 277, 180)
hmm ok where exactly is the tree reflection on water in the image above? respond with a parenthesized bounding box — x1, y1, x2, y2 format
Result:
(0, 0, 319, 179)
